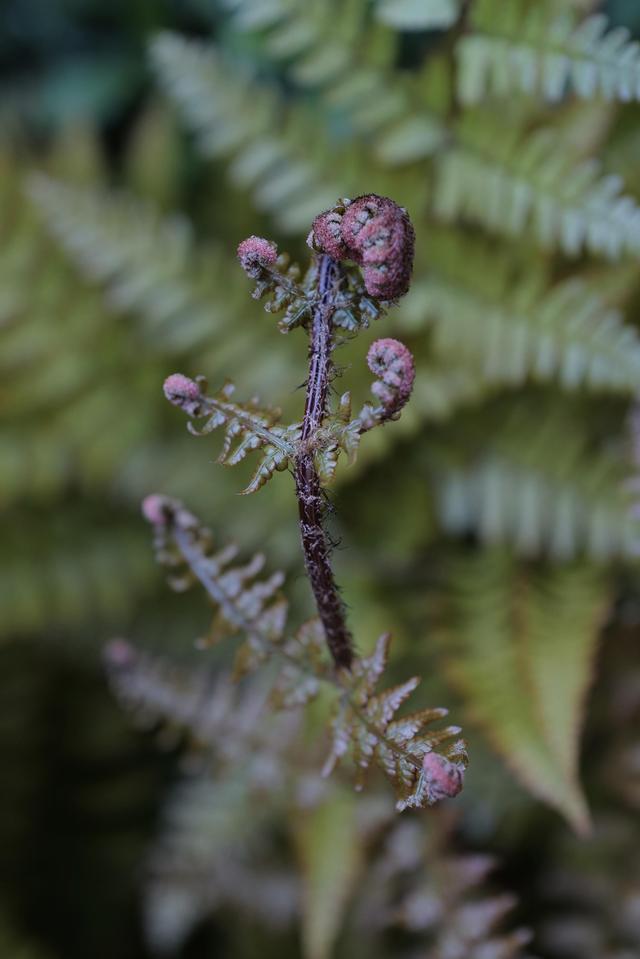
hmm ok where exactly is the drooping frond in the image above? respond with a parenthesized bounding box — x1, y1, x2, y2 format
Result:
(150, 32, 341, 232)
(436, 552, 609, 831)
(435, 115, 640, 259)
(436, 414, 639, 561)
(323, 633, 467, 812)
(142, 496, 291, 675)
(420, 231, 640, 391)
(140, 496, 467, 809)
(459, 0, 640, 105)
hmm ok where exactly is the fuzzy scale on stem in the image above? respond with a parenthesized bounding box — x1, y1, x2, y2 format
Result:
(294, 254, 354, 671)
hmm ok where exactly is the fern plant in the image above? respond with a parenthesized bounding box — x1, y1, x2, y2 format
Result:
(129, 195, 467, 812)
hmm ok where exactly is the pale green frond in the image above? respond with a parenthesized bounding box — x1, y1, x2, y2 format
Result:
(438, 553, 609, 830)
(294, 789, 362, 959)
(459, 0, 640, 105)
(149, 32, 341, 232)
(436, 117, 640, 258)
(421, 265, 640, 393)
(376, 0, 461, 31)
(27, 173, 244, 353)
(436, 417, 639, 561)
(214, 1, 447, 163)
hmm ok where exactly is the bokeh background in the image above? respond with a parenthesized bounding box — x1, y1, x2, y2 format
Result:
(2, 1, 640, 957)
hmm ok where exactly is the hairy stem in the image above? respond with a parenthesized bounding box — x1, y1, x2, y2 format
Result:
(294, 255, 354, 671)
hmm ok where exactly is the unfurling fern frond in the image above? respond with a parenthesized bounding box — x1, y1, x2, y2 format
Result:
(436, 414, 639, 561)
(436, 553, 609, 830)
(460, 0, 640, 105)
(436, 117, 640, 259)
(323, 633, 467, 811)
(162, 373, 301, 495)
(135, 495, 467, 810)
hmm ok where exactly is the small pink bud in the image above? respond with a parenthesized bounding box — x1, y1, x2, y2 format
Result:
(163, 373, 203, 416)
(422, 751, 465, 803)
(141, 494, 172, 526)
(237, 235, 278, 279)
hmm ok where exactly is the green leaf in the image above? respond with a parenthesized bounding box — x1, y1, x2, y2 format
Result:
(295, 789, 362, 959)
(437, 553, 609, 831)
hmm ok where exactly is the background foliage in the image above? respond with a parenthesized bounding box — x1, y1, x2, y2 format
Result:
(2, 1, 640, 957)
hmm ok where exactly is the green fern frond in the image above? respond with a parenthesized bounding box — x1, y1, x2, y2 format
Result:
(436, 416, 638, 561)
(376, 0, 461, 31)
(420, 235, 640, 391)
(193, 4, 447, 167)
(436, 116, 640, 259)
(460, 0, 640, 105)
(150, 32, 341, 232)
(1, 515, 152, 639)
(437, 552, 608, 830)
(26, 173, 244, 353)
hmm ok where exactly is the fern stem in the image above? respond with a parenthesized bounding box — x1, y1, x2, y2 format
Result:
(295, 254, 354, 671)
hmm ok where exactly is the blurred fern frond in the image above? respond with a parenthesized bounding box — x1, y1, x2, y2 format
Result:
(436, 117, 640, 259)
(436, 552, 609, 830)
(150, 32, 341, 233)
(436, 414, 638, 561)
(421, 233, 640, 391)
(26, 174, 245, 354)
(460, 0, 640, 104)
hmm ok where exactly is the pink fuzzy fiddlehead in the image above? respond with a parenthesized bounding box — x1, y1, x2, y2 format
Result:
(421, 751, 465, 803)
(163, 373, 204, 416)
(367, 337, 415, 420)
(236, 235, 278, 279)
(309, 194, 415, 300)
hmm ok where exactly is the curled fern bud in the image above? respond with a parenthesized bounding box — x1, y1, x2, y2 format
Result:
(309, 208, 350, 261)
(310, 194, 415, 300)
(422, 751, 465, 803)
(367, 337, 415, 418)
(237, 235, 278, 279)
(163, 373, 204, 416)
